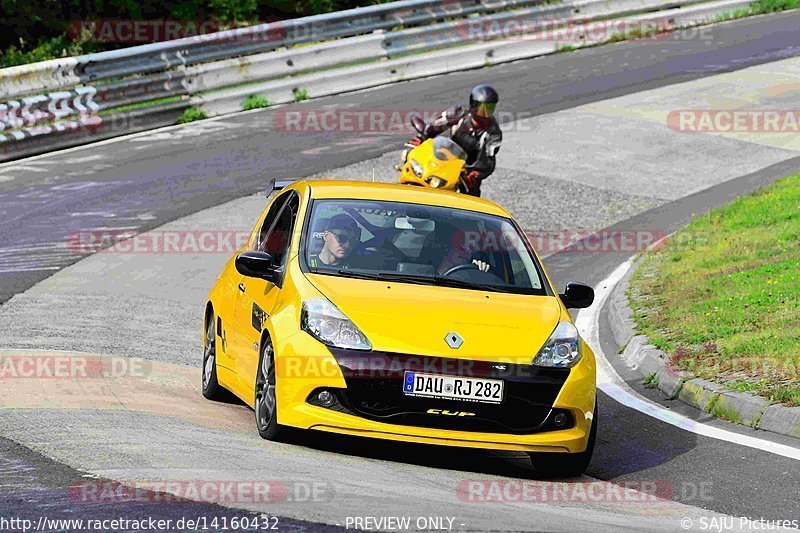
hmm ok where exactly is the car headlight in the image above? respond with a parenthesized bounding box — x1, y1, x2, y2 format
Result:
(301, 298, 372, 351)
(426, 176, 446, 188)
(532, 321, 581, 368)
(410, 159, 424, 178)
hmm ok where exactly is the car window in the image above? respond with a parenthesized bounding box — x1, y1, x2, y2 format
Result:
(256, 192, 290, 251)
(307, 202, 373, 256)
(260, 192, 299, 268)
(302, 199, 546, 295)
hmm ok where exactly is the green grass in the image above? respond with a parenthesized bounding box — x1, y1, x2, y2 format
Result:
(242, 94, 271, 111)
(716, 0, 800, 20)
(708, 396, 745, 424)
(716, 7, 754, 21)
(643, 373, 660, 389)
(101, 96, 181, 115)
(608, 26, 658, 43)
(629, 174, 800, 406)
(292, 88, 309, 102)
(751, 0, 800, 13)
(176, 107, 208, 124)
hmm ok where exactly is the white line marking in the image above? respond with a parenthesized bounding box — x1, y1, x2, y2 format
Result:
(11, 165, 47, 172)
(575, 258, 800, 461)
(0, 267, 62, 273)
(0, 115, 232, 171)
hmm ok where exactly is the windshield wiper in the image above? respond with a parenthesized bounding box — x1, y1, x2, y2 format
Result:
(335, 269, 513, 293)
(375, 271, 512, 293)
(336, 268, 381, 280)
(373, 271, 438, 286)
(431, 275, 513, 294)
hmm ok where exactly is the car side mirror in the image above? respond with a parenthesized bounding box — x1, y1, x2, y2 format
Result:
(236, 251, 278, 282)
(410, 114, 425, 135)
(559, 282, 594, 309)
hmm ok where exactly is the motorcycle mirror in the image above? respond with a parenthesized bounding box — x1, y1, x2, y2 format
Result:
(409, 114, 425, 135)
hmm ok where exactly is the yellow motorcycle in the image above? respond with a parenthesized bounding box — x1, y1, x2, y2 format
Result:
(398, 115, 470, 192)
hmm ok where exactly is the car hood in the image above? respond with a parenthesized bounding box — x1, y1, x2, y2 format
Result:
(305, 274, 561, 364)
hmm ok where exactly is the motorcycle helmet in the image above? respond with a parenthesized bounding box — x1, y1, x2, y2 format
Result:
(468, 84, 498, 128)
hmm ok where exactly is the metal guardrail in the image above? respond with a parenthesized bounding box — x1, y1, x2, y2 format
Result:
(1, 0, 542, 100)
(173, 0, 754, 113)
(0, 0, 754, 162)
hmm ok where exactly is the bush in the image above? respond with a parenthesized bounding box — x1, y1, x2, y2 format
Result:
(177, 107, 208, 123)
(242, 94, 270, 110)
(209, 0, 257, 22)
(0, 35, 92, 68)
(0, 1, 385, 65)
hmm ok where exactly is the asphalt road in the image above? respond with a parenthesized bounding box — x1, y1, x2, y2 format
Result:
(0, 437, 342, 533)
(2, 12, 800, 303)
(1, 10, 800, 533)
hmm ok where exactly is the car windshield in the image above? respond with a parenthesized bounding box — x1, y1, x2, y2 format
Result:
(433, 136, 467, 162)
(303, 199, 547, 295)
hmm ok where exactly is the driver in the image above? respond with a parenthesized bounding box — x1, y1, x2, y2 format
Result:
(409, 84, 502, 197)
(308, 214, 361, 267)
(418, 222, 491, 274)
(436, 242, 490, 275)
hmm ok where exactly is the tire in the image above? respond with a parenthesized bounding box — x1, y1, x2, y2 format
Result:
(528, 404, 598, 478)
(254, 338, 285, 440)
(202, 311, 224, 400)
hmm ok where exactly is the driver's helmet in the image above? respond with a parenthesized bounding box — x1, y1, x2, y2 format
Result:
(468, 84, 499, 129)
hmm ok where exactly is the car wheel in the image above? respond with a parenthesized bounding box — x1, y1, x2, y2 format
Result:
(528, 404, 597, 478)
(255, 338, 284, 440)
(202, 312, 224, 400)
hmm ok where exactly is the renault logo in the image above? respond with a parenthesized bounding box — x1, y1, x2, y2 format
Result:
(445, 332, 463, 349)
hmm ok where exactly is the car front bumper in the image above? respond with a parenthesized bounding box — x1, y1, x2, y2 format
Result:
(274, 331, 596, 453)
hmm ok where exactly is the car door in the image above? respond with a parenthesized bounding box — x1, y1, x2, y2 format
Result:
(234, 191, 300, 393)
(228, 192, 290, 383)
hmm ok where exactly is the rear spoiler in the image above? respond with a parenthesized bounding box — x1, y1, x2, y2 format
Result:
(264, 178, 294, 198)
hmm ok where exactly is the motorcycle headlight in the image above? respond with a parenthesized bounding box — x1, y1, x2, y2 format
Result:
(426, 176, 446, 188)
(410, 159, 424, 178)
(301, 298, 372, 351)
(532, 321, 581, 368)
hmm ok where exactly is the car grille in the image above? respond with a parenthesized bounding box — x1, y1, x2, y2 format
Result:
(324, 348, 570, 434)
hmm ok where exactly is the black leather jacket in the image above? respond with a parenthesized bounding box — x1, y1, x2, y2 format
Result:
(423, 105, 503, 181)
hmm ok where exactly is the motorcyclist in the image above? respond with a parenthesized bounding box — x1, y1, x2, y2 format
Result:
(408, 84, 502, 197)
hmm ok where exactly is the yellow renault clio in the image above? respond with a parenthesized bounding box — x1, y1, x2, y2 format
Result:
(203, 180, 597, 477)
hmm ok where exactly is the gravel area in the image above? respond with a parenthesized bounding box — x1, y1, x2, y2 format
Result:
(311, 151, 663, 231)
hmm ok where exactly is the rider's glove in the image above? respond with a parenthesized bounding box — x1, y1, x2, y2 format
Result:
(407, 136, 424, 147)
(463, 170, 481, 191)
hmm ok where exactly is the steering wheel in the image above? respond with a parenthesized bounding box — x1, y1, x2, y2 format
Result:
(441, 262, 479, 277)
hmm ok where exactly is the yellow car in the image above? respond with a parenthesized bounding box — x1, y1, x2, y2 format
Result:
(202, 180, 597, 477)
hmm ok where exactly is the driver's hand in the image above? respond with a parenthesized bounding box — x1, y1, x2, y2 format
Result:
(472, 259, 490, 272)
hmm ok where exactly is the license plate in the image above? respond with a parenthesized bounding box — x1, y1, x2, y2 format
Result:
(402, 372, 503, 403)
